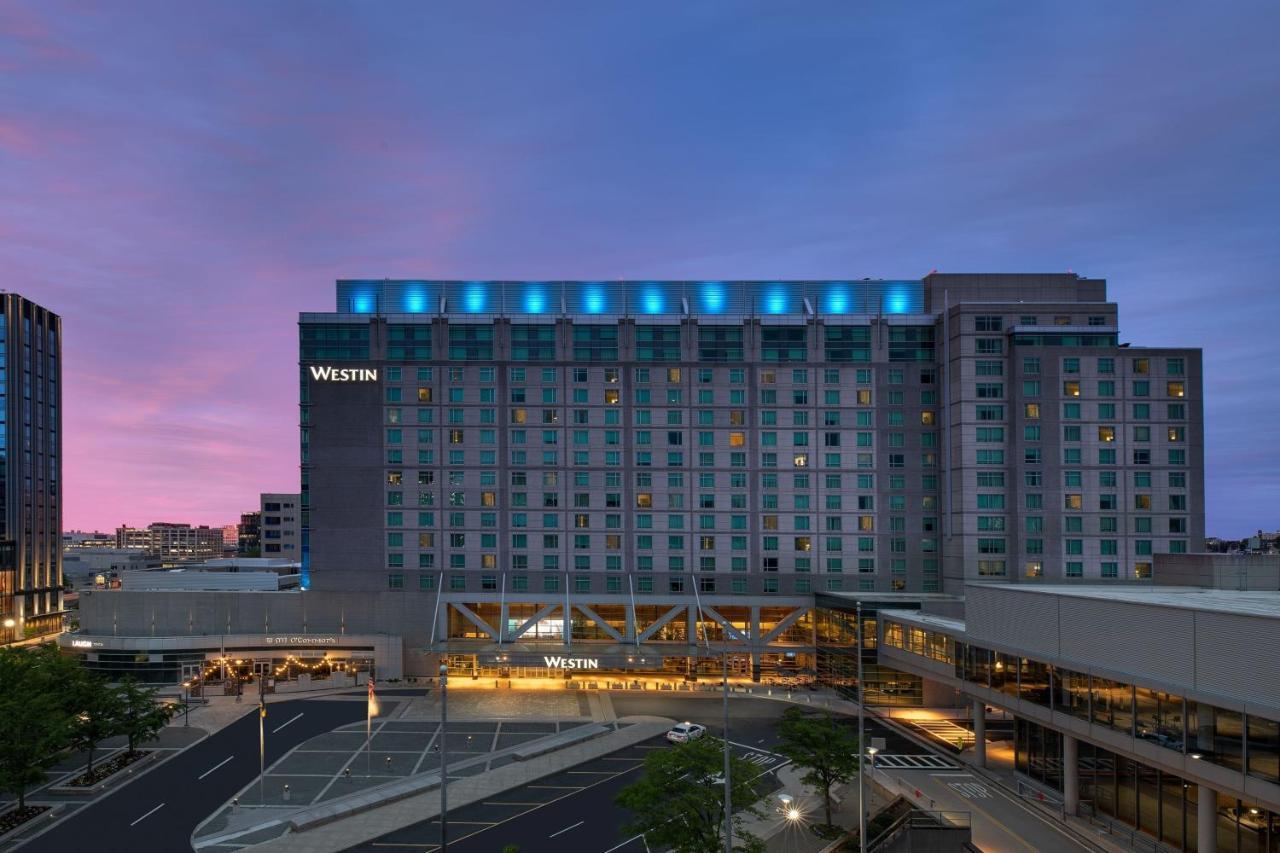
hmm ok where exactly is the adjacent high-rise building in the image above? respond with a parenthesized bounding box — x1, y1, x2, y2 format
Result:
(259, 492, 300, 557)
(0, 294, 62, 645)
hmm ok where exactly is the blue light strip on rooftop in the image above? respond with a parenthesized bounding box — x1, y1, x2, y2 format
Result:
(334, 280, 925, 317)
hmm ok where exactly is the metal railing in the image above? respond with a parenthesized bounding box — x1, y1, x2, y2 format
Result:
(868, 809, 972, 851)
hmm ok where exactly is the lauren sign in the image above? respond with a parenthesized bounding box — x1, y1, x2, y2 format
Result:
(543, 656, 600, 670)
(309, 366, 378, 382)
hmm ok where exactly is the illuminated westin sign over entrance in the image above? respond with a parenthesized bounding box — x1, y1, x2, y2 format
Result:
(309, 366, 377, 382)
(543, 656, 600, 670)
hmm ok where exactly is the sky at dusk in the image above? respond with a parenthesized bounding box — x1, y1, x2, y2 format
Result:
(2, 2, 1277, 537)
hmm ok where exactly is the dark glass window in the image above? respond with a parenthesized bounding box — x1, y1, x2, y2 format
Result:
(824, 325, 871, 362)
(387, 324, 432, 360)
(635, 325, 681, 361)
(1247, 715, 1279, 784)
(511, 325, 556, 361)
(698, 326, 744, 362)
(571, 325, 619, 361)
(888, 326, 935, 362)
(761, 326, 807, 363)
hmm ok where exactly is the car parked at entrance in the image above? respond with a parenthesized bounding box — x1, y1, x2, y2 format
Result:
(666, 722, 706, 743)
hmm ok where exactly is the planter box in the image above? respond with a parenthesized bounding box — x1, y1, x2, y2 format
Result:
(0, 803, 65, 846)
(49, 750, 158, 795)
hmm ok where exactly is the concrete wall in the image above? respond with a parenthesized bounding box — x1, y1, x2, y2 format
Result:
(1156, 552, 1280, 590)
(961, 584, 1280, 715)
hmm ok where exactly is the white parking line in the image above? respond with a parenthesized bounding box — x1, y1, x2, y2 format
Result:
(603, 834, 645, 852)
(272, 712, 304, 733)
(197, 755, 234, 780)
(549, 819, 584, 838)
(130, 803, 165, 826)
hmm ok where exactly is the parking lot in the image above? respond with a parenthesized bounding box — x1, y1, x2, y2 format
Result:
(352, 735, 790, 853)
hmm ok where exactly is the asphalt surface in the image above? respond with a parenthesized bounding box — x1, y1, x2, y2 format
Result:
(18, 697, 368, 853)
(350, 735, 788, 853)
(354, 693, 926, 853)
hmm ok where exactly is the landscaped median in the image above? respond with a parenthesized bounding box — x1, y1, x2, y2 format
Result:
(47, 748, 159, 795)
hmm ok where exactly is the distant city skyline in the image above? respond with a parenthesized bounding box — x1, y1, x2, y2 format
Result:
(3, 1, 1277, 536)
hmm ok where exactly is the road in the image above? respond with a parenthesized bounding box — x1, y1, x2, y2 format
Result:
(18, 697, 368, 853)
(355, 693, 926, 853)
(873, 763, 1093, 853)
(350, 735, 788, 853)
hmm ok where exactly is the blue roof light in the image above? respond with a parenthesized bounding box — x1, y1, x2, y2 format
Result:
(523, 283, 548, 314)
(640, 284, 666, 314)
(352, 292, 375, 313)
(699, 281, 726, 313)
(463, 282, 488, 313)
(763, 283, 790, 314)
(581, 284, 607, 314)
(403, 285, 428, 313)
(884, 284, 911, 314)
(823, 284, 850, 314)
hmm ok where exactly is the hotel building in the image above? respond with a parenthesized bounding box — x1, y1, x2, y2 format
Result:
(290, 273, 1202, 682)
(0, 294, 62, 645)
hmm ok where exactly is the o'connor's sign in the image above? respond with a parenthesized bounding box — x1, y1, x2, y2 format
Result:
(544, 656, 600, 670)
(309, 366, 378, 382)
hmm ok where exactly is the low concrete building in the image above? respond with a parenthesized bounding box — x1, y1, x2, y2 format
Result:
(878, 581, 1280, 852)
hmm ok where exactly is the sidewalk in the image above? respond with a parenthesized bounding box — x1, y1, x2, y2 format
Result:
(737, 763, 892, 853)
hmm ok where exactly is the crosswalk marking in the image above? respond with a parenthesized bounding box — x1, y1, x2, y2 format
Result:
(741, 752, 778, 767)
(870, 753, 961, 769)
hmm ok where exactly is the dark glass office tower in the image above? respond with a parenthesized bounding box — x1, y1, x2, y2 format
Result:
(0, 295, 62, 644)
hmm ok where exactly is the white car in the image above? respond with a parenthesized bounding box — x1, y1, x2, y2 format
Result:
(666, 722, 707, 743)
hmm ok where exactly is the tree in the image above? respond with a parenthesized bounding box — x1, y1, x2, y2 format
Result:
(0, 647, 74, 809)
(117, 678, 177, 754)
(64, 667, 127, 778)
(775, 707, 861, 828)
(616, 736, 763, 853)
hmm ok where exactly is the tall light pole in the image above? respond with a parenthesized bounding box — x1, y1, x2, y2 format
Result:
(856, 600, 866, 853)
(722, 648, 732, 853)
(439, 663, 449, 853)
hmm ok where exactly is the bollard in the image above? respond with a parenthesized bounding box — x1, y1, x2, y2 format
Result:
(344, 768, 351, 779)
(231, 797, 239, 812)
(283, 784, 290, 802)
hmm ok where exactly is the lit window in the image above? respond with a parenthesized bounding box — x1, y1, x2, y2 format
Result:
(1065, 494, 1082, 510)
(418, 388, 432, 402)
(1063, 381, 1080, 397)
(636, 493, 652, 508)
(667, 368, 681, 383)
(604, 389, 619, 405)
(1167, 382, 1185, 398)
(729, 432, 745, 447)
(1025, 403, 1040, 419)
(1098, 426, 1115, 442)
(921, 411, 935, 425)
(1025, 562, 1043, 577)
(793, 453, 809, 468)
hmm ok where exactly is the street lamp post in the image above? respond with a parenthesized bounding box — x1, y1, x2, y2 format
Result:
(181, 681, 191, 727)
(856, 600, 866, 853)
(867, 745, 879, 787)
(722, 648, 732, 853)
(439, 663, 449, 853)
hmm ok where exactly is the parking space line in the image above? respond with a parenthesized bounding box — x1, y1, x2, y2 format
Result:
(482, 801, 547, 806)
(549, 819, 584, 838)
(528, 784, 584, 789)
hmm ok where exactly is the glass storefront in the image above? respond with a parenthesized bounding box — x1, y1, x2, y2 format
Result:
(1016, 718, 1280, 851)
